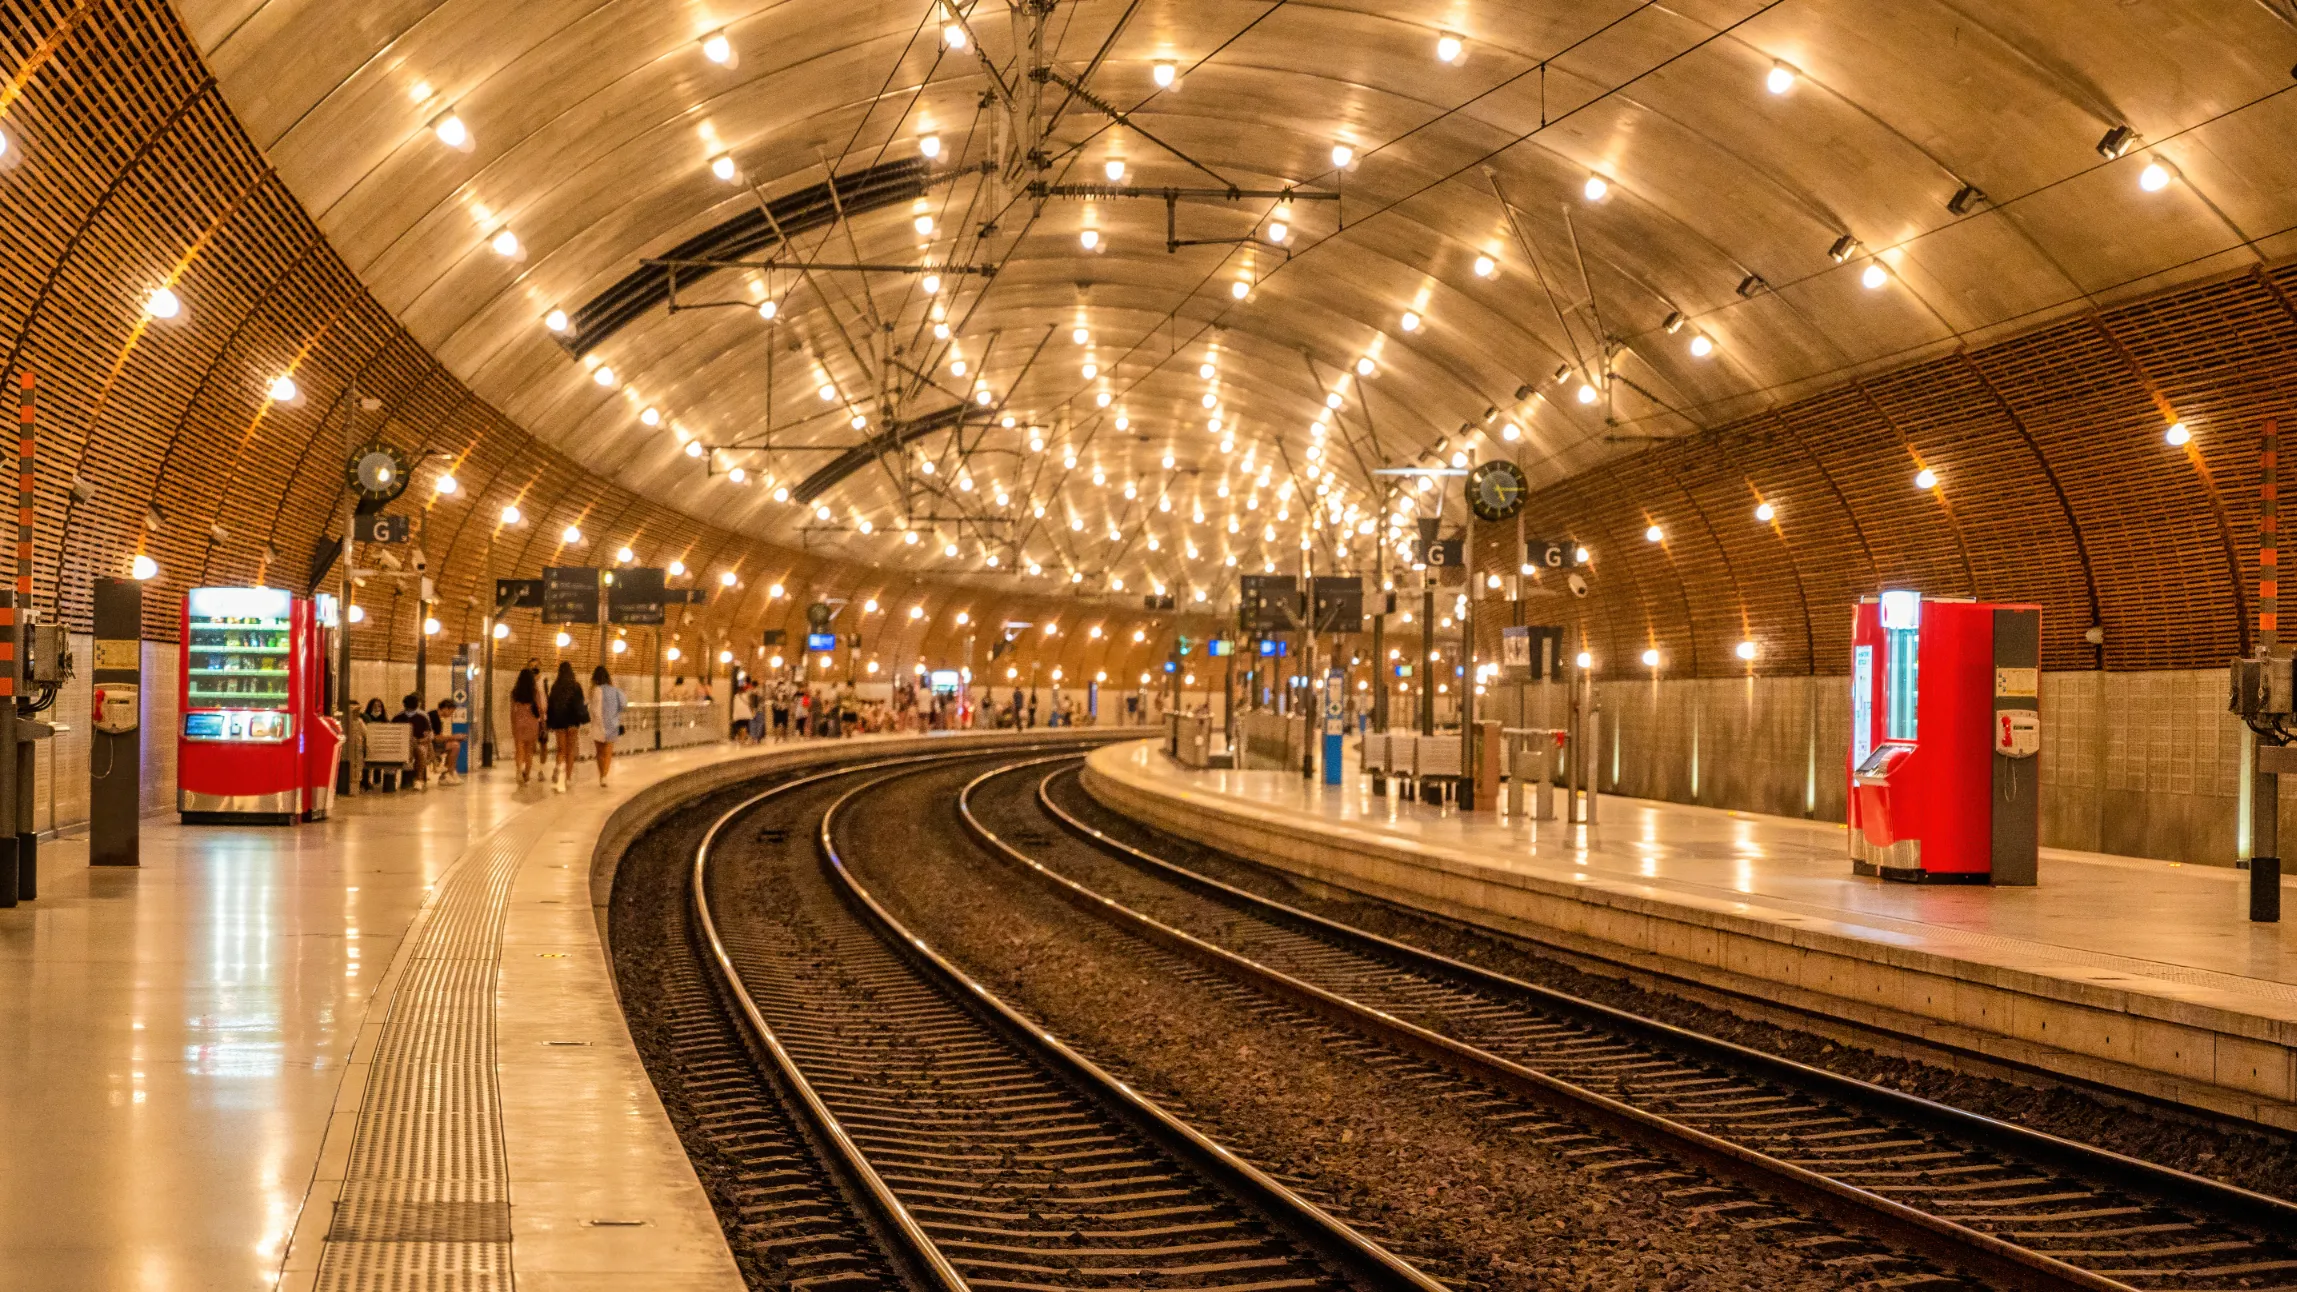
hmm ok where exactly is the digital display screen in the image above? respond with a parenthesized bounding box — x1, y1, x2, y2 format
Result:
(1208, 640, 1232, 657)
(929, 669, 961, 693)
(1258, 640, 1288, 657)
(184, 711, 292, 742)
(807, 633, 839, 652)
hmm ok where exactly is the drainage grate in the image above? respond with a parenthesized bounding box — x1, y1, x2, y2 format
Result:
(314, 819, 541, 1290)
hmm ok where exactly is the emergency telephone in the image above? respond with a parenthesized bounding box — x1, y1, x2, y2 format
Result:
(94, 685, 139, 734)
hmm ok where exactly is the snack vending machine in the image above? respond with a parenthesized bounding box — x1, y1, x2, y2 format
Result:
(1848, 591, 2041, 884)
(179, 587, 342, 823)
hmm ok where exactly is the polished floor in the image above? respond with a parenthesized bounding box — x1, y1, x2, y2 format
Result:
(1100, 742, 2297, 1013)
(0, 748, 752, 1292)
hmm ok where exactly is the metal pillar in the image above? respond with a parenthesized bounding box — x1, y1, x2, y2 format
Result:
(0, 374, 28, 902)
(2254, 419, 2284, 922)
(1460, 458, 1477, 810)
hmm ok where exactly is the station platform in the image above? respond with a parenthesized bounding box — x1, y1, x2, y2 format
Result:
(0, 730, 1037, 1292)
(1083, 740, 2297, 1132)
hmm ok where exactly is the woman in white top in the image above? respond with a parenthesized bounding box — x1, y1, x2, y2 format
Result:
(588, 665, 626, 789)
(730, 685, 756, 745)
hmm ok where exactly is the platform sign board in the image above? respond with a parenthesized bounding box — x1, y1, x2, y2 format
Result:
(354, 513, 410, 543)
(806, 632, 838, 653)
(1310, 576, 1364, 634)
(761, 629, 786, 647)
(1525, 538, 1582, 569)
(1414, 537, 1466, 567)
(542, 566, 601, 624)
(494, 578, 544, 610)
(1501, 625, 1566, 680)
(1239, 574, 1303, 632)
(606, 566, 667, 625)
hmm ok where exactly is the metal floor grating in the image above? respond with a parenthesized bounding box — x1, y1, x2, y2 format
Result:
(315, 820, 541, 1291)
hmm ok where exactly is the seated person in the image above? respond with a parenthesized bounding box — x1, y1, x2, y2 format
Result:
(429, 699, 468, 786)
(390, 694, 434, 791)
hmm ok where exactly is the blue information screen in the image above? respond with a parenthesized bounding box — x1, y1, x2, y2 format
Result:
(806, 632, 838, 652)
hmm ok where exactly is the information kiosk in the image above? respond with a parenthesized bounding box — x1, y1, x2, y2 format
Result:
(1848, 591, 2041, 884)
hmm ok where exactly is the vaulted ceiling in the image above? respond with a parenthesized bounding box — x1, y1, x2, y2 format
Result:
(172, 0, 2297, 606)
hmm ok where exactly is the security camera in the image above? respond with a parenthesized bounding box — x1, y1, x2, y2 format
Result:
(409, 546, 429, 574)
(69, 476, 97, 504)
(1568, 572, 1589, 599)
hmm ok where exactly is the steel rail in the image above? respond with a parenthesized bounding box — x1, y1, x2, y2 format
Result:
(954, 756, 2297, 1292)
(816, 758, 1448, 1292)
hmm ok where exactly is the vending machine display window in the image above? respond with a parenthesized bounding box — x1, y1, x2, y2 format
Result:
(185, 586, 295, 741)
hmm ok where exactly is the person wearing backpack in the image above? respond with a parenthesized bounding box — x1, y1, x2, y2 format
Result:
(544, 661, 589, 793)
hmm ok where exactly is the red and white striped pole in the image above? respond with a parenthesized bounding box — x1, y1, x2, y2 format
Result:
(2257, 420, 2283, 923)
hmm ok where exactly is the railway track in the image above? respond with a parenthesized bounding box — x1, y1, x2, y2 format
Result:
(675, 746, 1446, 1292)
(953, 756, 2297, 1292)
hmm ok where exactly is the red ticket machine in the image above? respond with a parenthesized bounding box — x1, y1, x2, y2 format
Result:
(179, 587, 339, 824)
(1848, 591, 2041, 884)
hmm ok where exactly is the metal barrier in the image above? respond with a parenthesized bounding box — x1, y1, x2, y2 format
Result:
(621, 700, 722, 752)
(1503, 727, 1567, 820)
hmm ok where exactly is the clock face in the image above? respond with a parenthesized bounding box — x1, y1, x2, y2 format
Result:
(1467, 460, 1529, 522)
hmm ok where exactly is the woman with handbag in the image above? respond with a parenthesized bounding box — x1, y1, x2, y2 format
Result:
(508, 666, 545, 785)
(588, 664, 626, 789)
(544, 661, 589, 793)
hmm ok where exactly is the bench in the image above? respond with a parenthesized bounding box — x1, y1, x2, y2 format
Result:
(361, 721, 414, 791)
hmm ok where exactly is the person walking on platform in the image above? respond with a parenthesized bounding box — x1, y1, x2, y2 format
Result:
(730, 684, 756, 746)
(545, 661, 588, 794)
(588, 664, 625, 789)
(508, 665, 544, 785)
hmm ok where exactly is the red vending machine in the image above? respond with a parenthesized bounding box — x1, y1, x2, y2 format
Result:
(179, 587, 341, 824)
(1848, 591, 2041, 884)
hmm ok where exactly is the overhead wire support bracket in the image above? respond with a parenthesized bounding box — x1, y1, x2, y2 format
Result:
(1030, 183, 1339, 253)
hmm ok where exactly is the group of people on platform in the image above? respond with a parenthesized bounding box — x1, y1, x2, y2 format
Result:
(355, 663, 1174, 790)
(503, 660, 625, 791)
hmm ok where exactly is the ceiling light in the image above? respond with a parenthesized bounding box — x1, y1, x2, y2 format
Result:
(500, 504, 523, 524)
(2165, 421, 2191, 446)
(974, 389, 992, 405)
(1080, 228, 1100, 250)
(1325, 393, 1343, 409)
(435, 474, 458, 495)
(268, 375, 299, 402)
(1641, 648, 1661, 667)
(718, 570, 739, 588)
(593, 365, 617, 386)
(1230, 280, 1249, 299)
(1331, 143, 1354, 167)
(1582, 174, 1609, 201)
(1914, 467, 1938, 490)
(950, 359, 966, 375)
(1266, 220, 1287, 244)
(850, 414, 867, 430)
(757, 299, 779, 321)
(913, 214, 934, 236)
(544, 308, 569, 333)
(1736, 639, 1758, 661)
(933, 323, 950, 340)
(711, 153, 736, 181)
(1198, 361, 1216, 380)
(942, 21, 966, 49)
(1072, 326, 1091, 345)
(640, 406, 661, 426)
(728, 466, 746, 484)
(1689, 334, 1714, 358)
(817, 382, 836, 401)
(1082, 362, 1098, 379)
(918, 133, 942, 159)
(1355, 356, 1375, 376)
(685, 440, 703, 458)
(1644, 524, 1663, 543)
(616, 545, 635, 563)
(1765, 61, 1795, 94)
(1473, 254, 1496, 278)
(669, 559, 686, 576)
(1861, 262, 1889, 290)
(1095, 391, 1112, 407)
(923, 274, 942, 294)
(432, 113, 469, 148)
(1755, 501, 1775, 522)
(701, 31, 734, 64)
(1104, 159, 1126, 181)
(1501, 423, 1521, 441)
(2139, 161, 2171, 192)
(144, 286, 181, 319)
(561, 524, 582, 544)
(490, 229, 519, 257)
(1400, 310, 1421, 331)
(774, 486, 790, 501)
(1576, 383, 1598, 405)
(1436, 33, 1463, 62)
